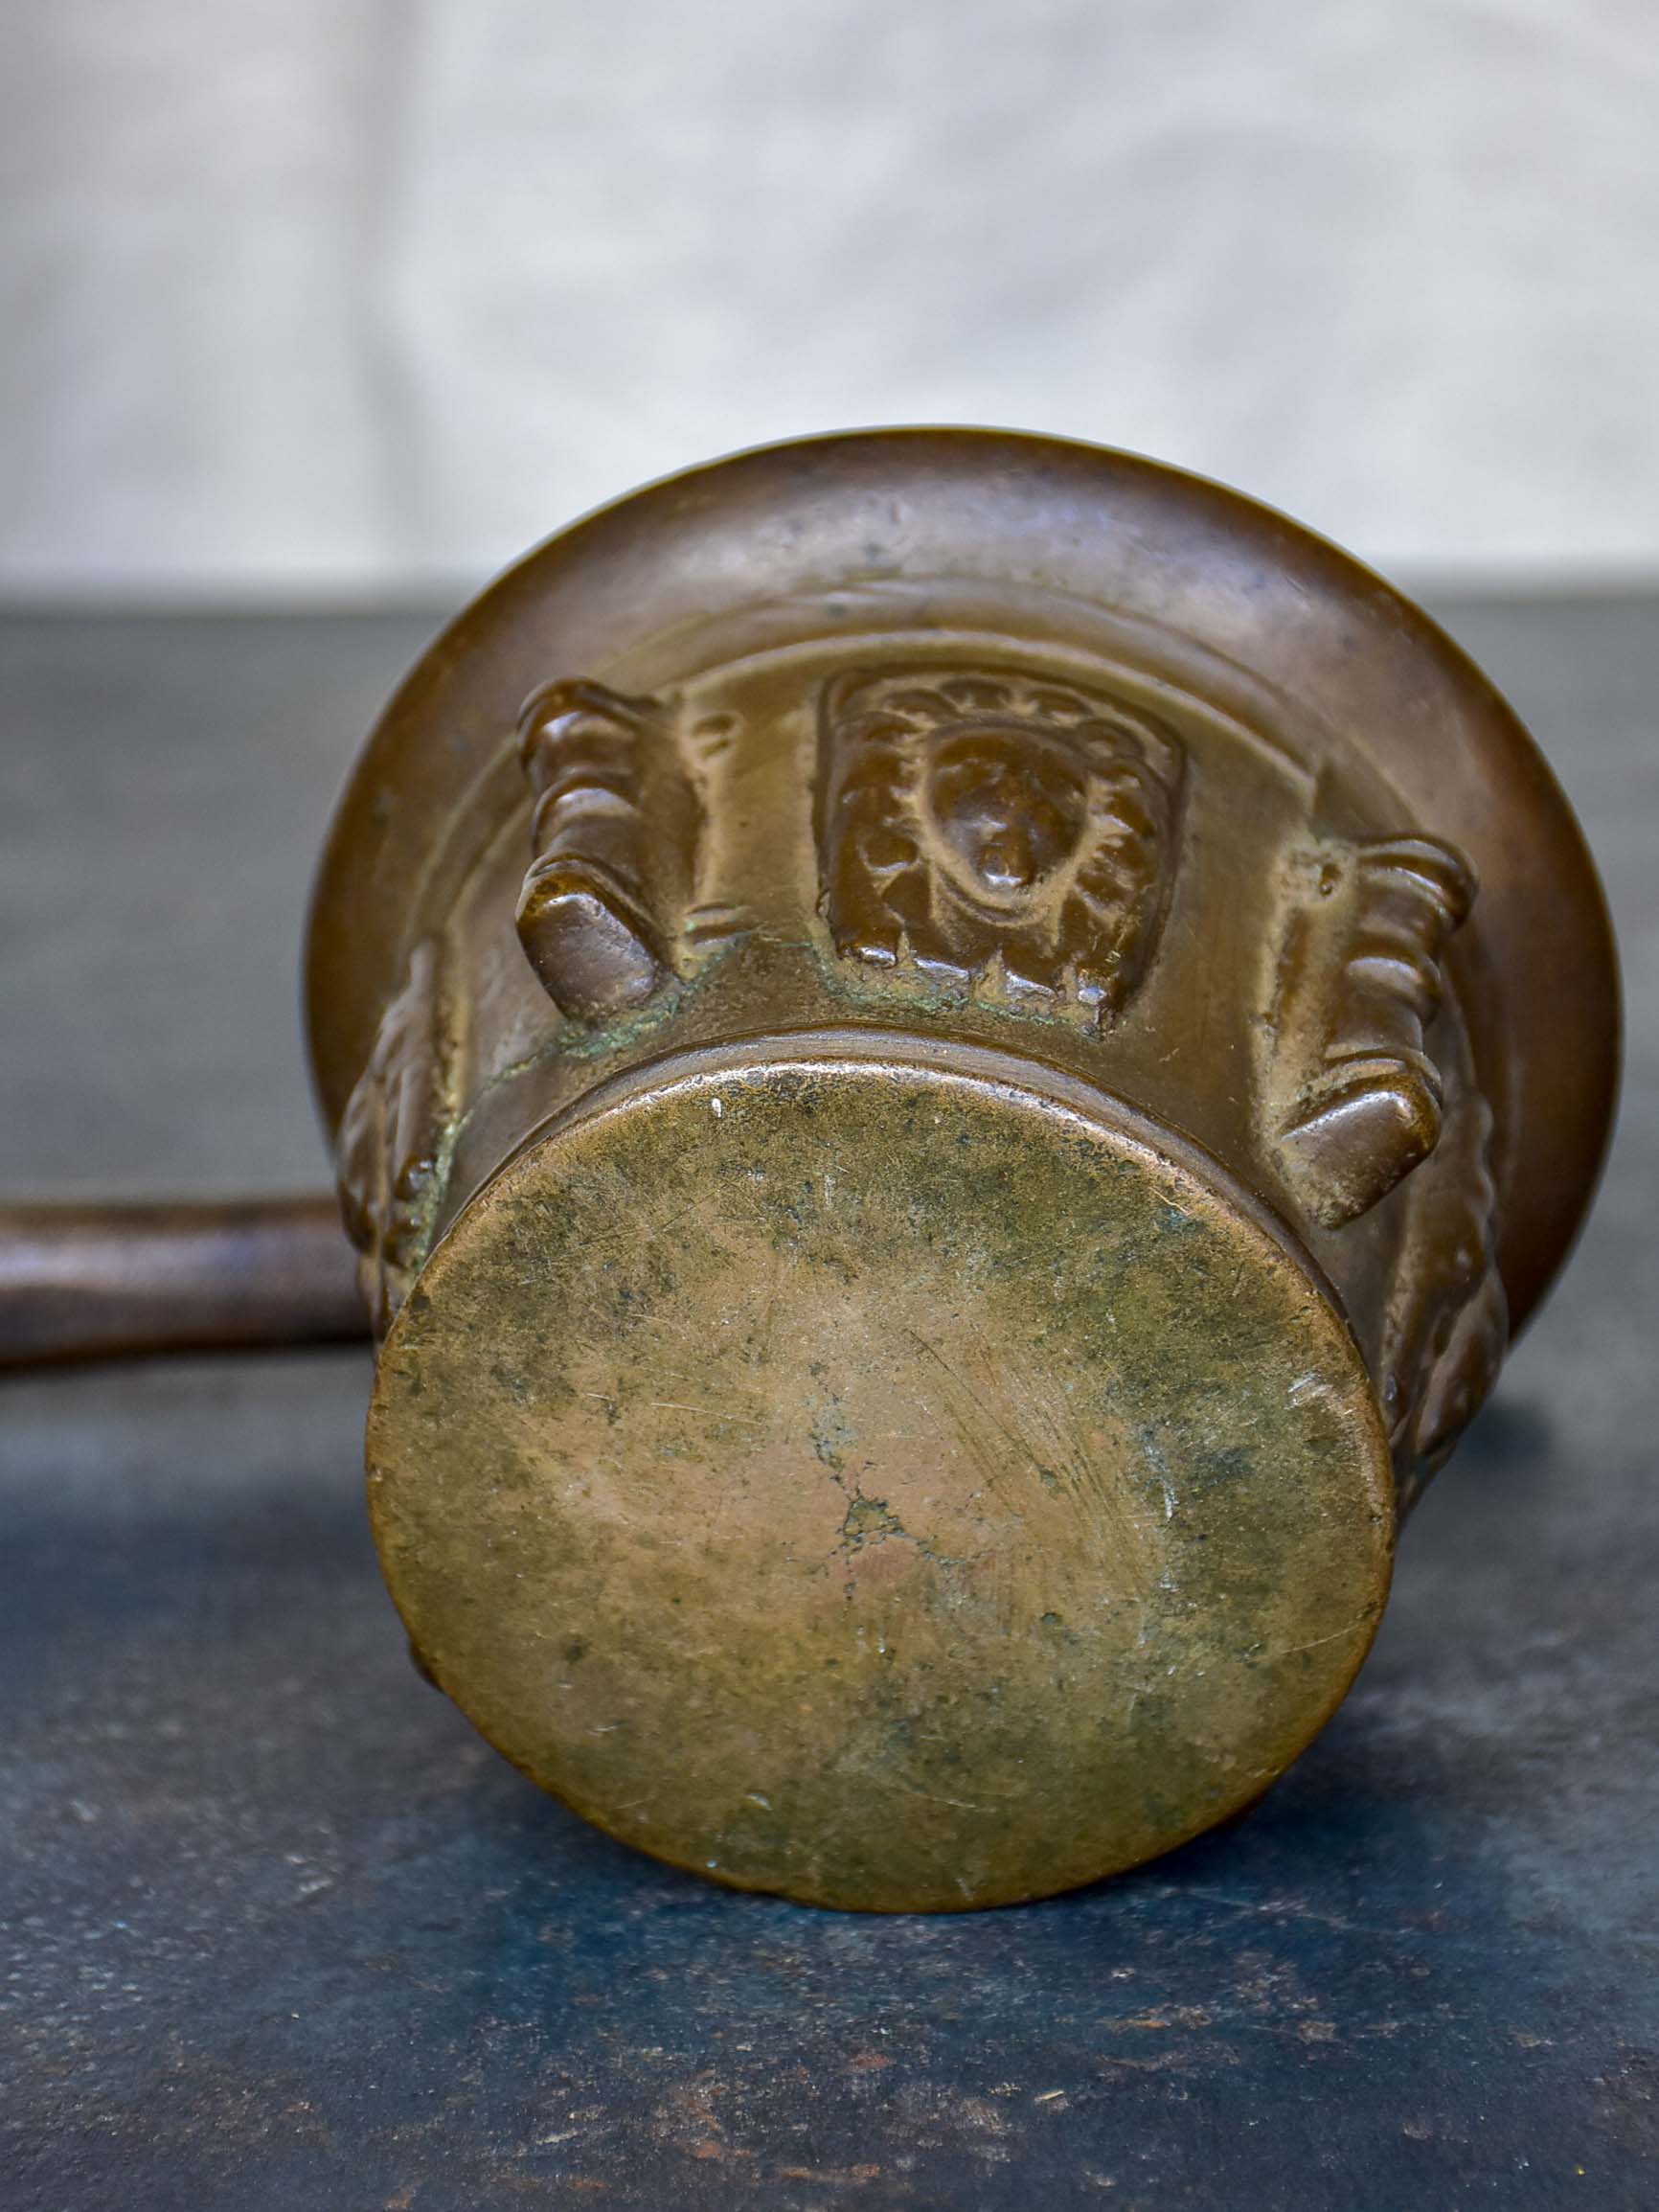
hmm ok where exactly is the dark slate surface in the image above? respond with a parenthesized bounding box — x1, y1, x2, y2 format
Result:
(1, 599, 1654, 2209)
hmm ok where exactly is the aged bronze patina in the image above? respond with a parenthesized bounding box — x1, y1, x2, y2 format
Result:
(304, 429, 1618, 1912)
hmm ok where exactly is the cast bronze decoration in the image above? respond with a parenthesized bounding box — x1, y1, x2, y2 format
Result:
(3, 430, 1620, 1913)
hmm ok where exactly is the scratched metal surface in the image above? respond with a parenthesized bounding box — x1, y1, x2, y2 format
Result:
(1, 600, 1654, 2209)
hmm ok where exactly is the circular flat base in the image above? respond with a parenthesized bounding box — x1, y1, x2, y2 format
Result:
(368, 1038, 1394, 1910)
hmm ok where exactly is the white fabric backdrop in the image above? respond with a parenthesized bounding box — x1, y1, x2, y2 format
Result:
(2, 0, 1656, 595)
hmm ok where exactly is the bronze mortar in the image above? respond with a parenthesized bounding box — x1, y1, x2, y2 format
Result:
(305, 429, 1618, 1911)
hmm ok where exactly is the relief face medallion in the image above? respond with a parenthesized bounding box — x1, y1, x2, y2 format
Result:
(816, 667, 1184, 1019)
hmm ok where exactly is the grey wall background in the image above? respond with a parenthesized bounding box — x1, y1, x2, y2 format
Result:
(2, 0, 1656, 599)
